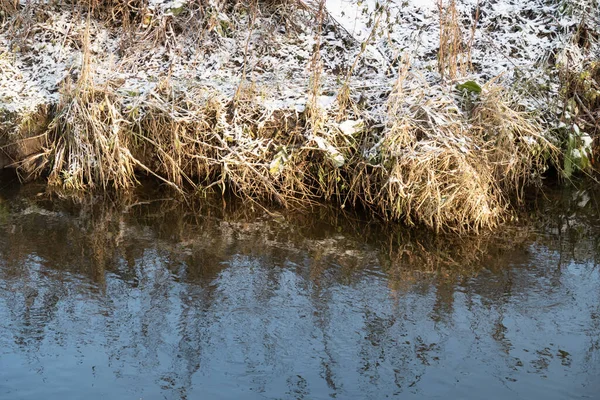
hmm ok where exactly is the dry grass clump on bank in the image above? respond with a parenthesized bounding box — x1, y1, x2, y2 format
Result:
(135, 80, 311, 204)
(352, 70, 557, 232)
(0, 0, 571, 234)
(379, 138, 504, 232)
(27, 67, 558, 233)
(471, 83, 557, 198)
(27, 21, 139, 190)
(374, 86, 501, 232)
(40, 70, 319, 205)
(44, 78, 139, 190)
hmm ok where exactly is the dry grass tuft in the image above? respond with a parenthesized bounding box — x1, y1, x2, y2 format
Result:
(0, 0, 566, 234)
(0, 0, 18, 15)
(437, 0, 469, 80)
(339, 64, 557, 233)
(39, 20, 138, 190)
(45, 79, 139, 190)
(471, 83, 558, 199)
(380, 138, 505, 233)
(133, 79, 315, 205)
(375, 78, 505, 232)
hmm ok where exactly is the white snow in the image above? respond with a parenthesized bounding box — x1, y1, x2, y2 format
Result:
(1, 0, 598, 141)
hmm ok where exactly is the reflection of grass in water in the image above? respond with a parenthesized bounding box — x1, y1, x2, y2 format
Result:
(0, 198, 8, 224)
(2, 183, 598, 291)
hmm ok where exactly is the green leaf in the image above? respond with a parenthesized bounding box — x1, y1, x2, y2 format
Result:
(456, 81, 482, 94)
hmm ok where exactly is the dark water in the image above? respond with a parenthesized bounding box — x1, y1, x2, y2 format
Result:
(0, 181, 599, 399)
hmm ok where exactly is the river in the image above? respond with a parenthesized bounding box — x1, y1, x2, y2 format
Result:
(0, 177, 599, 399)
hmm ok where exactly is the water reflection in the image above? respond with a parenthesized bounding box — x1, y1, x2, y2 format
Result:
(0, 181, 599, 399)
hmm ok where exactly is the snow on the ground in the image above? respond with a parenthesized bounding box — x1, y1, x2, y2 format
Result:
(326, 0, 594, 79)
(1, 0, 598, 128)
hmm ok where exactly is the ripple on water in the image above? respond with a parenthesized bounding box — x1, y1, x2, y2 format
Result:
(0, 185, 599, 399)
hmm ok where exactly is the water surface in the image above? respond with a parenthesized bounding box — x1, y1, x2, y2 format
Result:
(0, 181, 599, 399)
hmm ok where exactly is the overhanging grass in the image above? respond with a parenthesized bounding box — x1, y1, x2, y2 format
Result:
(0, 0, 588, 234)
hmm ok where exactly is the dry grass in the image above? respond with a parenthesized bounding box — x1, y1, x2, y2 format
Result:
(0, 0, 18, 14)
(1, 0, 564, 234)
(338, 64, 558, 233)
(437, 0, 469, 80)
(32, 57, 558, 233)
(137, 81, 299, 203)
(374, 72, 505, 232)
(45, 80, 139, 190)
(380, 139, 505, 232)
(37, 22, 139, 190)
(471, 83, 558, 198)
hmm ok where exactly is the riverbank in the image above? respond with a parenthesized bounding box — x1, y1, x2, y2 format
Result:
(1, 0, 598, 232)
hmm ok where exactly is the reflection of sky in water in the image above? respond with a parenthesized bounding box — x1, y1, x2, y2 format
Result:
(0, 187, 599, 399)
